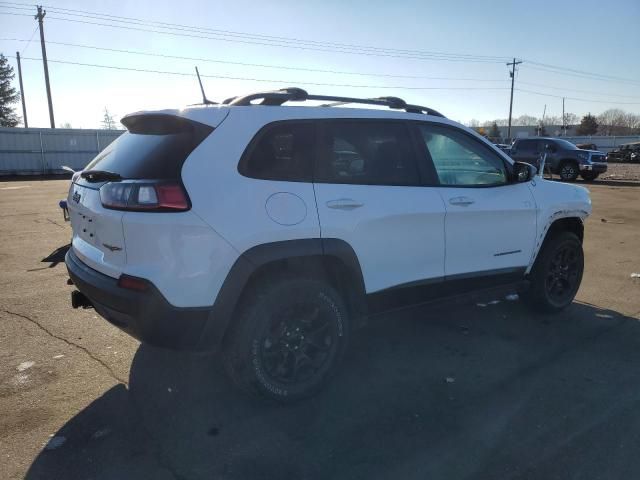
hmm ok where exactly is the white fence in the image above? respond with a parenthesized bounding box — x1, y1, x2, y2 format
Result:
(1, 127, 639, 176)
(0, 127, 124, 175)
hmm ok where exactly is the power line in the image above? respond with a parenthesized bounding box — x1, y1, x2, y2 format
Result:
(515, 88, 640, 105)
(20, 25, 38, 55)
(0, 37, 508, 82)
(522, 64, 640, 86)
(33, 3, 640, 83)
(8, 55, 511, 92)
(2, 43, 636, 110)
(1, 1, 509, 62)
(6, 33, 639, 101)
(0, 4, 508, 63)
(0, 9, 30, 17)
(1, 2, 638, 85)
(524, 60, 640, 85)
(518, 81, 640, 100)
(41, 14, 508, 63)
(0, 3, 31, 12)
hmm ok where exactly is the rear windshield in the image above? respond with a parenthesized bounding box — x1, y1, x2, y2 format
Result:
(82, 115, 213, 180)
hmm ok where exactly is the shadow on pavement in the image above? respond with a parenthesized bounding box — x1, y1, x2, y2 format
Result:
(25, 300, 640, 480)
(41, 244, 71, 268)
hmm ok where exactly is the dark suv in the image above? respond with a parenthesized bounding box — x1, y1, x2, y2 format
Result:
(510, 137, 607, 181)
(607, 142, 640, 163)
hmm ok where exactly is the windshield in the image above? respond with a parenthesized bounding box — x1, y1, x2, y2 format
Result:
(553, 138, 580, 150)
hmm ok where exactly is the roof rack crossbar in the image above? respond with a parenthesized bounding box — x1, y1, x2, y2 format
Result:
(228, 88, 445, 117)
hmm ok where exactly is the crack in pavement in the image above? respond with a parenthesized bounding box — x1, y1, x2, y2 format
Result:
(2, 309, 128, 385)
(46, 218, 65, 229)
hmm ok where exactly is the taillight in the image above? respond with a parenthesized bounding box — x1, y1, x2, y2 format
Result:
(100, 181, 189, 212)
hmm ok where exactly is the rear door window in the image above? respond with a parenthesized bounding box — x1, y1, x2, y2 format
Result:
(239, 122, 315, 182)
(315, 120, 421, 186)
(517, 139, 537, 152)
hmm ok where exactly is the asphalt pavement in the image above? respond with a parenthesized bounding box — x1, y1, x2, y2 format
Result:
(1, 174, 639, 480)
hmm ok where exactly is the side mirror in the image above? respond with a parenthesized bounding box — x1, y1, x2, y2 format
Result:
(513, 161, 537, 182)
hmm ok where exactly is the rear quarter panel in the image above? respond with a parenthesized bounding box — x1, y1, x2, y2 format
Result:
(181, 108, 322, 256)
(122, 210, 239, 308)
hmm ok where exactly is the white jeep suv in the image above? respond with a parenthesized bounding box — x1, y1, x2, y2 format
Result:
(65, 88, 591, 401)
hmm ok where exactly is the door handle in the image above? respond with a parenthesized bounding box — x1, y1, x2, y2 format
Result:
(449, 196, 475, 206)
(326, 199, 364, 210)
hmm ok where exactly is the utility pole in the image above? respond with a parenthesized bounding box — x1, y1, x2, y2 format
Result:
(539, 104, 546, 136)
(35, 5, 55, 128)
(506, 57, 522, 142)
(562, 97, 566, 136)
(16, 52, 28, 128)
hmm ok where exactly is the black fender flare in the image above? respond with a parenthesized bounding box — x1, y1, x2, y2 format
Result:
(198, 238, 366, 349)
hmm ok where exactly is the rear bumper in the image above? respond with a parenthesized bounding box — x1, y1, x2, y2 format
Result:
(580, 162, 607, 173)
(65, 248, 222, 351)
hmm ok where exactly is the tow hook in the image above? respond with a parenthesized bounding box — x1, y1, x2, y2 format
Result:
(59, 200, 70, 221)
(71, 290, 93, 309)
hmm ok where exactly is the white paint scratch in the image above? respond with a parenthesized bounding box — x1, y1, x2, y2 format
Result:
(17, 361, 35, 372)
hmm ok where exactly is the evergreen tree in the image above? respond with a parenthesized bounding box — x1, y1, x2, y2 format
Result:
(489, 121, 500, 139)
(576, 113, 598, 135)
(0, 54, 21, 127)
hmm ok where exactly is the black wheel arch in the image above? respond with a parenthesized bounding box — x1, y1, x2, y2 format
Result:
(547, 217, 584, 243)
(532, 216, 584, 270)
(199, 238, 367, 350)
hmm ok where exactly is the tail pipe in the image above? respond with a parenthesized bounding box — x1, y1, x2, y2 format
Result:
(71, 290, 93, 309)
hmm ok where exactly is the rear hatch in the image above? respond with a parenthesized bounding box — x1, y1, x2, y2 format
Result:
(68, 109, 226, 278)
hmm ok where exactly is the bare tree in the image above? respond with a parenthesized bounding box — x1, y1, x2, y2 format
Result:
(101, 107, 118, 130)
(514, 115, 538, 126)
(597, 109, 629, 135)
(563, 113, 578, 126)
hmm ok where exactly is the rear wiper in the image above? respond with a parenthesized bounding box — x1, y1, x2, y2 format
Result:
(80, 170, 122, 183)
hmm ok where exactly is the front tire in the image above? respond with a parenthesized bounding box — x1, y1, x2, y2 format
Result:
(559, 162, 579, 182)
(223, 277, 349, 402)
(523, 231, 584, 313)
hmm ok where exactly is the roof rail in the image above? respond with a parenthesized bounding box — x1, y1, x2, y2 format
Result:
(225, 88, 445, 117)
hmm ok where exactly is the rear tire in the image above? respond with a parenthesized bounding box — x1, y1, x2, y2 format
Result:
(223, 276, 350, 402)
(523, 231, 584, 313)
(580, 172, 599, 181)
(559, 162, 579, 182)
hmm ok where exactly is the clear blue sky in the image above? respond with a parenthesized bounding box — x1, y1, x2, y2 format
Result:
(1, 0, 639, 128)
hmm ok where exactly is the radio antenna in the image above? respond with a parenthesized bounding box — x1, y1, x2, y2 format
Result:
(195, 67, 215, 105)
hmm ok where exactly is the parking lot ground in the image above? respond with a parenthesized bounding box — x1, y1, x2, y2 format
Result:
(0, 173, 639, 480)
